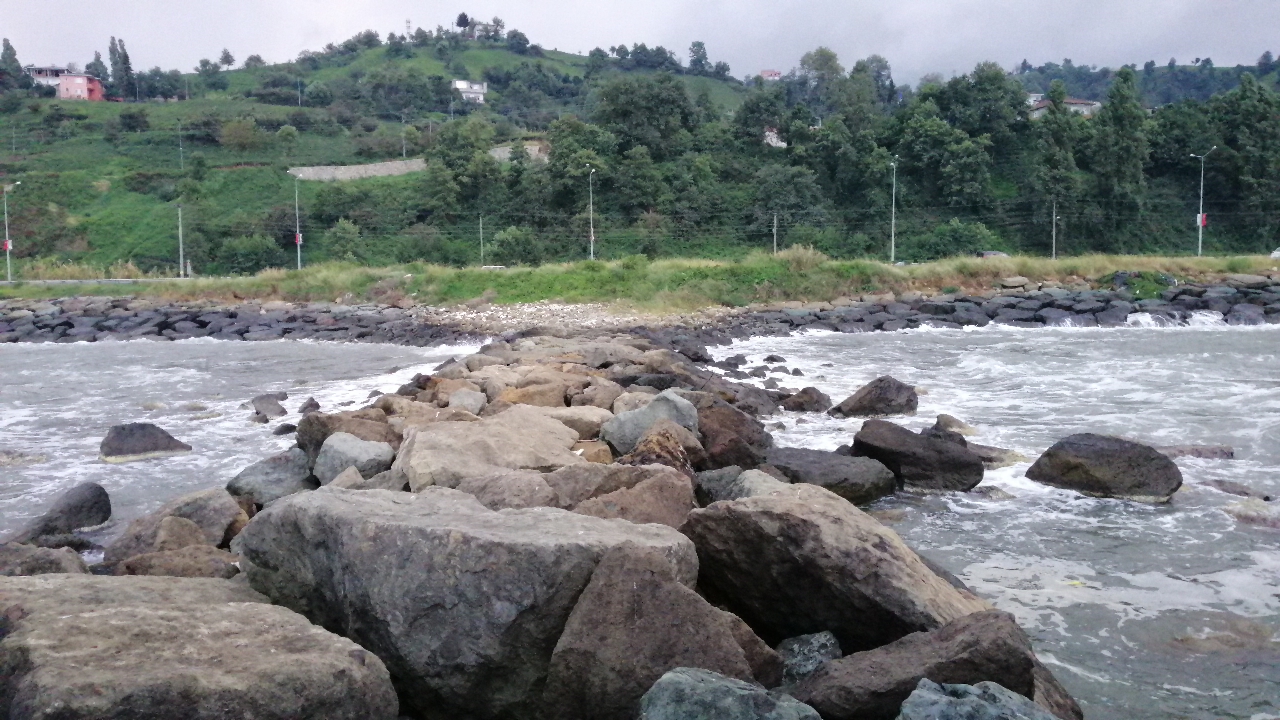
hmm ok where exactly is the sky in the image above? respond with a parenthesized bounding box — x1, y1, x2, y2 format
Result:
(6, 0, 1278, 86)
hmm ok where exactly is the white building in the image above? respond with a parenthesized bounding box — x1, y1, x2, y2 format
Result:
(24, 65, 70, 88)
(759, 70, 782, 82)
(1029, 97, 1103, 120)
(452, 79, 488, 103)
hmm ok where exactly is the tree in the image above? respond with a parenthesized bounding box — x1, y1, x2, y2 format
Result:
(733, 85, 786, 143)
(220, 119, 266, 150)
(586, 48, 610, 75)
(1090, 67, 1149, 231)
(85, 51, 109, 81)
(506, 30, 530, 54)
(898, 101, 993, 207)
(322, 219, 364, 260)
(107, 37, 136, 100)
(456, 13, 471, 29)
(276, 124, 298, 154)
(219, 49, 235, 67)
(615, 146, 667, 218)
(220, 234, 286, 274)
(417, 160, 461, 219)
(689, 41, 710, 75)
(1259, 51, 1276, 76)
(748, 163, 828, 233)
(1034, 80, 1083, 242)
(243, 54, 266, 69)
(0, 39, 23, 90)
(593, 73, 695, 159)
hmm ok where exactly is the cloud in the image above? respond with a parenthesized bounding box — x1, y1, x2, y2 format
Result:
(5, 0, 1277, 85)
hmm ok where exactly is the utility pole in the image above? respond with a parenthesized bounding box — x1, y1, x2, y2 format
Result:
(587, 165, 597, 260)
(177, 203, 185, 278)
(1191, 146, 1217, 257)
(889, 155, 898, 264)
(3, 182, 18, 282)
(479, 215, 485, 266)
(772, 213, 778, 254)
(1051, 200, 1058, 260)
(177, 121, 185, 171)
(297, 78, 303, 107)
(293, 174, 303, 270)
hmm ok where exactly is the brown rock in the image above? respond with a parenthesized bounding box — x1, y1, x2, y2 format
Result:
(781, 387, 834, 413)
(691, 397, 772, 470)
(103, 488, 245, 567)
(543, 464, 681, 509)
(574, 471, 696, 529)
(434, 378, 482, 406)
(573, 379, 625, 410)
(456, 470, 562, 510)
(117, 545, 241, 579)
(617, 424, 696, 479)
(153, 516, 209, 552)
(499, 382, 569, 407)
(573, 440, 614, 464)
(297, 412, 402, 463)
(0, 543, 89, 576)
(829, 376, 919, 418)
(543, 545, 782, 720)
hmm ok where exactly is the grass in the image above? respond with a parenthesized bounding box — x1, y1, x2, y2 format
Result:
(2, 253, 1274, 309)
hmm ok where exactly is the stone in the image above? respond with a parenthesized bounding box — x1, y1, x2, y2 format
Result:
(542, 463, 681, 509)
(765, 447, 896, 505)
(238, 487, 696, 720)
(614, 392, 657, 414)
(574, 379, 626, 410)
(99, 423, 192, 463)
(327, 466, 408, 492)
(999, 276, 1031, 288)
(251, 393, 288, 418)
(853, 420, 985, 491)
(829, 377, 919, 418)
(574, 440, 614, 463)
(1026, 433, 1183, 502)
(543, 545, 780, 720)
(681, 484, 990, 652)
(1206, 479, 1272, 501)
(1156, 444, 1234, 460)
(1223, 499, 1280, 529)
(4, 482, 111, 544)
(618, 421, 698, 478)
(723, 469, 792, 500)
(694, 466, 743, 506)
(0, 543, 89, 576)
(687, 394, 773, 470)
(777, 631, 842, 685)
(968, 443, 1029, 470)
(456, 470, 562, 510)
(790, 611, 1038, 720)
(499, 382, 569, 407)
(601, 389, 700, 455)
(781, 387, 834, 413)
(226, 447, 314, 507)
(272, 422, 297, 435)
(574, 470, 697, 529)
(103, 488, 246, 567)
(117, 545, 241, 579)
(434, 378, 483, 405)
(153, 516, 209, 552)
(639, 668, 821, 720)
(298, 396, 321, 414)
(313, 432, 395, 485)
(0, 575, 399, 720)
(528, 405, 615, 440)
(393, 405, 584, 491)
(897, 679, 1059, 720)
(934, 414, 977, 436)
(449, 388, 488, 415)
(296, 411, 401, 464)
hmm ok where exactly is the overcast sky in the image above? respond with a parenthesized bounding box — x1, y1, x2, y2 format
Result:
(7, 0, 1278, 85)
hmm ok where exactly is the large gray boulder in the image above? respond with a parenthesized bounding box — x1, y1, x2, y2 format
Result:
(680, 484, 990, 653)
(236, 487, 697, 720)
(765, 447, 896, 505)
(897, 679, 1059, 720)
(828, 377, 918, 418)
(853, 420, 985, 492)
(639, 668, 821, 720)
(226, 447, 314, 506)
(777, 631, 842, 685)
(0, 543, 89, 575)
(99, 423, 192, 463)
(543, 545, 781, 720)
(1026, 433, 1183, 502)
(0, 575, 398, 720)
(103, 488, 246, 567)
(392, 404, 584, 491)
(4, 482, 111, 544)
(251, 392, 288, 419)
(789, 611, 1038, 720)
(601, 389, 700, 455)
(313, 432, 395, 485)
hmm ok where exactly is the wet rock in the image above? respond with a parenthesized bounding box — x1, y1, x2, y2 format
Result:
(117, 545, 241, 579)
(0, 543, 89, 575)
(853, 420, 985, 491)
(0, 574, 399, 720)
(934, 414, 976, 436)
(684, 393, 773, 470)
(777, 631, 842, 685)
(227, 447, 315, 507)
(313, 432, 396, 485)
(639, 668, 820, 720)
(789, 611, 1037, 720)
(828, 376, 919, 418)
(601, 389, 700, 455)
(298, 396, 320, 414)
(1026, 433, 1182, 502)
(238, 486, 696, 720)
(574, 466, 697, 529)
(4, 481, 111, 544)
(251, 393, 288, 419)
(681, 483, 990, 652)
(272, 422, 297, 435)
(99, 423, 192, 463)
(543, 545, 779, 720)
(764, 447, 896, 505)
(897, 679, 1059, 720)
(1156, 444, 1234, 460)
(103, 488, 246, 567)
(295, 411, 401, 463)
(781, 387, 834, 413)
(1223, 499, 1280, 528)
(1206, 479, 1271, 501)
(968, 443, 1030, 470)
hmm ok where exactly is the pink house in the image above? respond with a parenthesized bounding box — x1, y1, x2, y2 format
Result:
(58, 74, 105, 101)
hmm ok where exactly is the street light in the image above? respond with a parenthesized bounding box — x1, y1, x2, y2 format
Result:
(3, 181, 20, 282)
(587, 164, 597, 260)
(1190, 146, 1216, 257)
(293, 174, 303, 270)
(1051, 200, 1060, 260)
(177, 203, 184, 278)
(889, 155, 898, 264)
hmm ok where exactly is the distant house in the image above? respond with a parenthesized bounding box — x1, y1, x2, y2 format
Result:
(24, 65, 69, 87)
(759, 70, 782, 82)
(58, 74, 105, 101)
(763, 128, 787, 148)
(1029, 97, 1103, 119)
(453, 79, 488, 103)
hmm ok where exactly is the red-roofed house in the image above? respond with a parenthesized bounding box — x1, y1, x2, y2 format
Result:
(58, 74, 105, 101)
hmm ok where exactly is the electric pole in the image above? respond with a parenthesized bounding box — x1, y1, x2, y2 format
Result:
(773, 213, 778, 255)
(178, 121, 185, 171)
(479, 215, 485, 266)
(1191, 146, 1216, 257)
(587, 165, 597, 260)
(1051, 200, 1058, 260)
(294, 174, 303, 270)
(3, 182, 18, 282)
(177, 203, 185, 278)
(889, 155, 898, 264)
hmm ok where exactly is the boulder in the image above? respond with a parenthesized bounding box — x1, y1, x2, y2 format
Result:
(721, 469, 792, 501)
(298, 396, 320, 414)
(898, 679, 1058, 720)
(765, 447, 896, 505)
(0, 575, 399, 720)
(117, 545, 241, 579)
(574, 440, 614, 463)
(639, 668, 821, 720)
(237, 487, 697, 720)
(1156, 444, 1234, 460)
(251, 393, 288, 419)
(853, 420, 985, 491)
(694, 466, 743, 506)
(0, 543, 89, 575)
(296, 411, 401, 464)
(614, 392, 657, 414)
(456, 470, 562, 510)
(574, 470, 697, 529)
(313, 432, 396, 485)
(789, 611, 1037, 720)
(968, 443, 1029, 470)
(680, 484, 990, 652)
(327, 467, 409, 492)
(528, 405, 615, 440)
(392, 405, 584, 491)
(777, 631, 842, 685)
(543, 463, 682, 509)
(687, 394, 773, 470)
(103, 488, 246, 567)
(934, 414, 977, 436)
(1025, 433, 1183, 502)
(226, 447, 314, 507)
(99, 423, 192, 463)
(574, 379, 626, 410)
(4, 481, 111, 544)
(602, 389, 700, 455)
(543, 545, 781, 720)
(1223, 499, 1280, 529)
(781, 387, 834, 413)
(617, 420, 699, 479)
(449, 388, 488, 415)
(499, 382, 569, 407)
(433, 378, 482, 405)
(153, 516, 209, 551)
(828, 377, 918, 418)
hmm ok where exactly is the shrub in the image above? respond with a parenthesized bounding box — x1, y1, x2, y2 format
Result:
(219, 234, 287, 274)
(776, 244, 829, 273)
(220, 119, 268, 151)
(322, 219, 365, 261)
(905, 219, 1006, 263)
